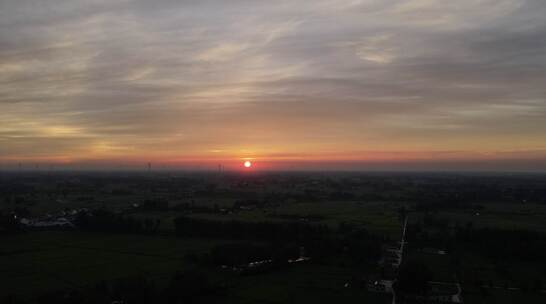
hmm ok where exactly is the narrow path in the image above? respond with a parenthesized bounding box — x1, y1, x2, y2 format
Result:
(392, 216, 408, 304)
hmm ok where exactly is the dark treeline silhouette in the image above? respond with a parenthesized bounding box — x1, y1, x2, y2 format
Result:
(173, 216, 329, 241)
(0, 211, 23, 234)
(454, 227, 546, 262)
(209, 242, 280, 266)
(71, 211, 383, 267)
(406, 221, 546, 293)
(175, 217, 383, 266)
(394, 259, 433, 297)
(407, 220, 546, 262)
(136, 198, 169, 211)
(3, 173, 545, 214)
(75, 210, 160, 234)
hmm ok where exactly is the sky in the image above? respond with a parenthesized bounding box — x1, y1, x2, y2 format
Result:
(1, 0, 546, 171)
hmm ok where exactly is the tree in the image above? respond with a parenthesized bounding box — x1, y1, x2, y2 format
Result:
(395, 259, 432, 296)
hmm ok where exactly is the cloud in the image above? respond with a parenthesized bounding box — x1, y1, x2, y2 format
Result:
(1, 0, 546, 169)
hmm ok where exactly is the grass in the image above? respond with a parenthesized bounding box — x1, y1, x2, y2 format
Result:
(464, 288, 546, 304)
(275, 201, 401, 237)
(186, 201, 402, 238)
(0, 231, 227, 298)
(225, 263, 392, 304)
(411, 202, 546, 233)
(458, 252, 546, 291)
(1, 231, 393, 303)
(405, 251, 456, 283)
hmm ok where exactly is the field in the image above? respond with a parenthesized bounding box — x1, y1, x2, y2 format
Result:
(404, 251, 455, 283)
(0, 232, 223, 298)
(181, 201, 402, 238)
(3, 172, 546, 303)
(225, 264, 391, 304)
(412, 202, 546, 232)
(126, 201, 402, 239)
(1, 231, 392, 303)
(464, 289, 546, 304)
(275, 201, 401, 237)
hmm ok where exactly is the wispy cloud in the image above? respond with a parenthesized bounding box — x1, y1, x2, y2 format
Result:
(1, 0, 545, 169)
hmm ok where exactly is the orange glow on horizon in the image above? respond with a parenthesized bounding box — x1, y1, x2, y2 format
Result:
(2, 149, 546, 171)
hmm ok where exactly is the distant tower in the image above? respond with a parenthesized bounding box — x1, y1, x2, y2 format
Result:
(18, 162, 22, 171)
(148, 162, 152, 172)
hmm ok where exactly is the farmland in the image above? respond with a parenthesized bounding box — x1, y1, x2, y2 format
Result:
(2, 171, 546, 303)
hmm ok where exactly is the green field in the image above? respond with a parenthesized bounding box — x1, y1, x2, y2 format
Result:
(275, 201, 401, 237)
(182, 201, 402, 238)
(126, 201, 402, 239)
(405, 251, 455, 283)
(411, 202, 546, 232)
(464, 289, 546, 304)
(0, 232, 224, 297)
(225, 264, 391, 304)
(1, 231, 393, 303)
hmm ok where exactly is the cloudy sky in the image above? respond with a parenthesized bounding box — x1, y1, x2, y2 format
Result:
(1, 0, 546, 170)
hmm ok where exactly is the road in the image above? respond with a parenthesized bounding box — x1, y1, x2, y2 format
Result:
(392, 216, 408, 304)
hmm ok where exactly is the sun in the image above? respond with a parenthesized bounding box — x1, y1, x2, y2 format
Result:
(244, 160, 252, 168)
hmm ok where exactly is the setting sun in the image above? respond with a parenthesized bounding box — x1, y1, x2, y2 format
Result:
(244, 161, 252, 168)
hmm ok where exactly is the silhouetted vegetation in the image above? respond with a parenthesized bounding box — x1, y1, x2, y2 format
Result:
(2, 171, 546, 303)
(395, 260, 433, 296)
(75, 210, 160, 234)
(0, 211, 23, 234)
(173, 216, 329, 241)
